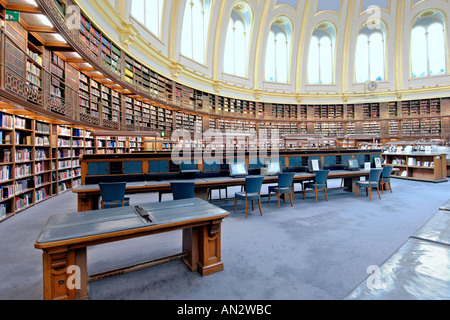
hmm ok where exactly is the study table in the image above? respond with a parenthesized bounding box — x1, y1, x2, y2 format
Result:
(34, 198, 229, 300)
(73, 169, 372, 212)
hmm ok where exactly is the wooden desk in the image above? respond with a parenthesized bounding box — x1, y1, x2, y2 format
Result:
(34, 198, 229, 300)
(73, 170, 372, 212)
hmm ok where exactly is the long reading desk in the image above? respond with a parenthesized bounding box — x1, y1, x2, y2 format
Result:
(34, 198, 229, 300)
(73, 169, 372, 212)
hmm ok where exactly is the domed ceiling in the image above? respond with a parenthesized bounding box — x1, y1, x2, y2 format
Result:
(82, 0, 449, 104)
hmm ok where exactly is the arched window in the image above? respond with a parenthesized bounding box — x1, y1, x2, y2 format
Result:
(308, 22, 335, 84)
(181, 0, 212, 64)
(265, 17, 292, 83)
(355, 26, 385, 83)
(131, 0, 164, 38)
(224, 2, 252, 77)
(411, 11, 446, 78)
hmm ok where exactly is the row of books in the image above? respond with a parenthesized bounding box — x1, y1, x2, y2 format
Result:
(35, 136, 50, 146)
(57, 138, 71, 147)
(14, 179, 30, 196)
(15, 149, 32, 162)
(15, 132, 32, 145)
(407, 157, 435, 167)
(35, 149, 48, 160)
(0, 203, 7, 220)
(0, 166, 10, 182)
(35, 122, 50, 134)
(0, 114, 13, 129)
(2, 150, 11, 162)
(0, 130, 11, 144)
(35, 187, 50, 202)
(15, 193, 31, 211)
(35, 161, 49, 174)
(0, 185, 14, 201)
(15, 164, 32, 178)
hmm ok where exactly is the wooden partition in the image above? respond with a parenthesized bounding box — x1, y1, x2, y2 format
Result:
(79, 149, 383, 185)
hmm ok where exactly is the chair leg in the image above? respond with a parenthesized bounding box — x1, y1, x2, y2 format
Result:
(289, 193, 293, 207)
(252, 200, 255, 211)
(303, 188, 306, 200)
(315, 189, 318, 202)
(278, 193, 281, 208)
(377, 186, 381, 199)
(258, 198, 263, 216)
(355, 185, 358, 198)
(245, 197, 248, 218)
(268, 192, 271, 205)
(368, 188, 372, 200)
(324, 189, 328, 201)
(389, 182, 392, 193)
(234, 198, 237, 213)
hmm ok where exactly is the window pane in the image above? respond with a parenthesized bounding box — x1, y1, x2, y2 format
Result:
(192, 0, 204, 62)
(234, 21, 246, 77)
(428, 23, 446, 75)
(181, 1, 193, 57)
(308, 36, 320, 84)
(411, 26, 427, 77)
(319, 36, 333, 84)
(131, 0, 145, 24)
(224, 20, 235, 74)
(276, 32, 288, 83)
(355, 34, 369, 82)
(369, 32, 384, 81)
(265, 31, 276, 81)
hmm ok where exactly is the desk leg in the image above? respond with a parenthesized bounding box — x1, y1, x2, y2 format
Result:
(41, 247, 88, 300)
(182, 220, 224, 276)
(195, 187, 209, 201)
(343, 177, 359, 192)
(78, 193, 99, 212)
(182, 228, 199, 272)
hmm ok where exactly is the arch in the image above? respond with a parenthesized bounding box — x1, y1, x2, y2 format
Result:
(355, 21, 386, 82)
(223, 1, 253, 77)
(181, 0, 212, 64)
(264, 15, 293, 83)
(307, 21, 336, 84)
(410, 9, 446, 78)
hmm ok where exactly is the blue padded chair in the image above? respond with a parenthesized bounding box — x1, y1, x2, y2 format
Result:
(379, 166, 393, 193)
(268, 172, 294, 207)
(170, 182, 195, 200)
(303, 170, 329, 202)
(99, 182, 130, 209)
(234, 176, 264, 218)
(355, 168, 383, 200)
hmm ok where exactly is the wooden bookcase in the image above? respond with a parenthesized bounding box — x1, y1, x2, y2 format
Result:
(0, 110, 99, 222)
(382, 152, 447, 182)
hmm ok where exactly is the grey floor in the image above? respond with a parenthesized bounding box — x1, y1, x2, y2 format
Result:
(0, 177, 448, 300)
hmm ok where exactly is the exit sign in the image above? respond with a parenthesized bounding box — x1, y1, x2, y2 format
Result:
(5, 10, 20, 22)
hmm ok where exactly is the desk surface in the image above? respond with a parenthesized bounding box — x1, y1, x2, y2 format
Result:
(35, 198, 228, 248)
(73, 169, 371, 193)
